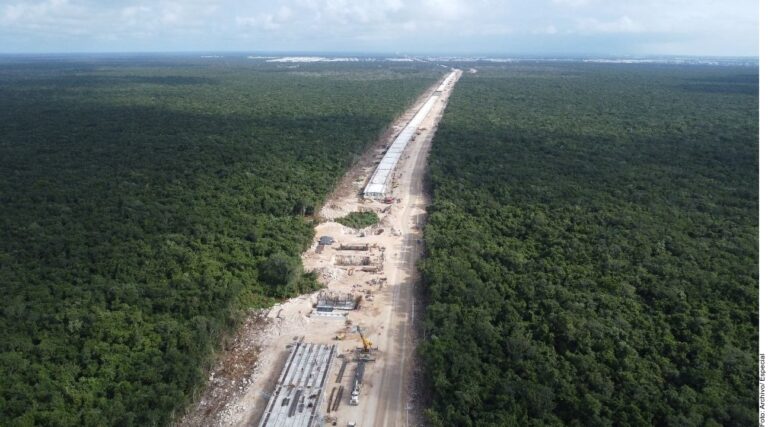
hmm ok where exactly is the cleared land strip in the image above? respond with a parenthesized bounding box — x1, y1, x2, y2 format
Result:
(362, 69, 462, 427)
(177, 69, 460, 427)
(258, 69, 460, 427)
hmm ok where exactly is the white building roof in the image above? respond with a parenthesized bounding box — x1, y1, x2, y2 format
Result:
(363, 71, 457, 198)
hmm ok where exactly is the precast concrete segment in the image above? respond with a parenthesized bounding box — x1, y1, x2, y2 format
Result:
(258, 343, 337, 427)
(363, 70, 459, 199)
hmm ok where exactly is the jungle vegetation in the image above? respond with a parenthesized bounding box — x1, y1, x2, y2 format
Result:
(420, 63, 758, 426)
(336, 211, 380, 229)
(0, 56, 439, 426)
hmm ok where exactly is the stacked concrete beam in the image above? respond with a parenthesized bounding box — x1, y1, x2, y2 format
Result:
(259, 343, 337, 427)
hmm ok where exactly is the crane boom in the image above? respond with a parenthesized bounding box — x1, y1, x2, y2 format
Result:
(357, 328, 373, 352)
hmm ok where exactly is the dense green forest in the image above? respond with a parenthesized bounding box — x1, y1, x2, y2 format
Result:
(0, 57, 439, 426)
(421, 64, 758, 426)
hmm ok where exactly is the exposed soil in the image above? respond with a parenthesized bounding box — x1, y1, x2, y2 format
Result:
(175, 69, 461, 427)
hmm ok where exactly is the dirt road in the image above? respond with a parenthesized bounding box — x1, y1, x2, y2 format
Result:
(176, 69, 460, 427)
(336, 70, 461, 427)
(369, 94, 434, 427)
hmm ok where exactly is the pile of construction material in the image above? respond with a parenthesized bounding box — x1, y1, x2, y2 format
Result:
(258, 342, 336, 427)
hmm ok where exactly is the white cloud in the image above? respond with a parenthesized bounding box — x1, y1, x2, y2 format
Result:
(276, 6, 292, 21)
(552, 0, 594, 7)
(237, 14, 281, 31)
(535, 24, 559, 35)
(424, 0, 469, 20)
(578, 16, 644, 33)
(0, 0, 757, 55)
(2, 0, 69, 23)
(2, 0, 69, 24)
(120, 5, 150, 19)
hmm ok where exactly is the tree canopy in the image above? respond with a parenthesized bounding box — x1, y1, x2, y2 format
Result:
(0, 57, 440, 426)
(421, 63, 758, 426)
(336, 211, 380, 229)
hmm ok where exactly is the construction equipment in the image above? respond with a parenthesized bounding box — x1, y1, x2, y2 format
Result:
(357, 328, 373, 353)
(335, 333, 346, 340)
(350, 361, 365, 405)
(354, 328, 377, 362)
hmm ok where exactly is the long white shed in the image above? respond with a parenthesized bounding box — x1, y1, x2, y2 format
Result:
(363, 71, 457, 199)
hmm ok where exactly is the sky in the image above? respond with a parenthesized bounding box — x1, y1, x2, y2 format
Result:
(0, 0, 758, 56)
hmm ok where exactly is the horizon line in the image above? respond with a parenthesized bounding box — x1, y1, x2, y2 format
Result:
(0, 50, 759, 60)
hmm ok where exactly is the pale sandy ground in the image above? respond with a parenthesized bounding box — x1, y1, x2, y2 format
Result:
(176, 70, 461, 427)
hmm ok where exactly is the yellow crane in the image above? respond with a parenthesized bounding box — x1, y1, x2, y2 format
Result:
(357, 328, 373, 353)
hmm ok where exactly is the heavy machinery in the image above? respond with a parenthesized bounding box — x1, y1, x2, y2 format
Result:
(350, 361, 365, 406)
(357, 328, 373, 353)
(334, 333, 346, 340)
(355, 327, 377, 362)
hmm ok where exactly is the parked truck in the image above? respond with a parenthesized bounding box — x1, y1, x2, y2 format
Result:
(349, 361, 365, 406)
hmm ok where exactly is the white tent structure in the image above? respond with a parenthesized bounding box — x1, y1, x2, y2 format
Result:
(363, 71, 457, 199)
